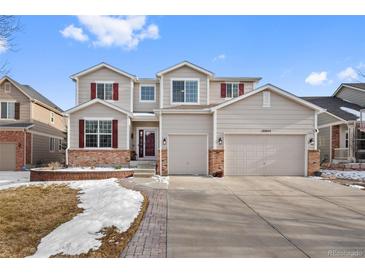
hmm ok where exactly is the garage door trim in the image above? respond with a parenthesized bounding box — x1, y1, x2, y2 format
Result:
(223, 132, 308, 176)
(167, 133, 209, 175)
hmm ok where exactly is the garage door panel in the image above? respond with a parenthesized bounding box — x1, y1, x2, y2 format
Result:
(169, 135, 208, 175)
(0, 143, 16, 171)
(225, 135, 305, 176)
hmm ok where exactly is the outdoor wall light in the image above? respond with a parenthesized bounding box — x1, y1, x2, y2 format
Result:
(308, 138, 315, 145)
(218, 137, 223, 145)
(163, 138, 167, 145)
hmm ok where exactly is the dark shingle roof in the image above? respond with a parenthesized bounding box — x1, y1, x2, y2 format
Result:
(343, 83, 365, 90)
(302, 96, 362, 121)
(0, 122, 34, 129)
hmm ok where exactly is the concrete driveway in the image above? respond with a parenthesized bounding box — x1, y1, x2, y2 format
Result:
(167, 176, 365, 257)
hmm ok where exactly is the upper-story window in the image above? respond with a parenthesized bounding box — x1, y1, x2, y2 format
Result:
(97, 83, 113, 100)
(85, 120, 112, 148)
(226, 83, 239, 98)
(50, 111, 55, 124)
(0, 102, 15, 119)
(172, 79, 199, 104)
(140, 85, 155, 102)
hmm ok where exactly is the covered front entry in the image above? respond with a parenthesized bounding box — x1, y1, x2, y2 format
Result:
(224, 134, 306, 176)
(168, 134, 208, 175)
(136, 128, 157, 159)
(0, 143, 16, 171)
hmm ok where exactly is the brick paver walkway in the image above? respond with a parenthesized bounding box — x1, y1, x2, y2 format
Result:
(120, 180, 167, 258)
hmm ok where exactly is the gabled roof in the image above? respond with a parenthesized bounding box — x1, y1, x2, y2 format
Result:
(70, 62, 137, 81)
(302, 96, 361, 121)
(65, 98, 133, 117)
(333, 83, 365, 97)
(211, 77, 262, 82)
(0, 122, 34, 129)
(0, 76, 63, 113)
(156, 61, 214, 77)
(211, 84, 325, 112)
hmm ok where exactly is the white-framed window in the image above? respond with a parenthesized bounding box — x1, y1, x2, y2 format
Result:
(4, 83, 11, 93)
(140, 85, 155, 102)
(345, 131, 349, 148)
(263, 91, 271, 107)
(96, 83, 113, 100)
(58, 139, 62, 151)
(0, 101, 15, 119)
(171, 79, 199, 104)
(50, 111, 55, 124)
(49, 137, 56, 152)
(225, 83, 239, 98)
(85, 120, 112, 148)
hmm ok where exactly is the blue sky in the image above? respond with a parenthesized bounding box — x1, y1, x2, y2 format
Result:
(1, 16, 365, 110)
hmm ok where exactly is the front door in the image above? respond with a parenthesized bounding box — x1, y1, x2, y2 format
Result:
(137, 128, 157, 159)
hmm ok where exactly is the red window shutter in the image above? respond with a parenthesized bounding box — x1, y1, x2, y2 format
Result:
(112, 120, 118, 148)
(113, 83, 119, 101)
(239, 82, 244, 96)
(221, 83, 226, 98)
(79, 119, 84, 148)
(90, 83, 96, 99)
(15, 102, 20, 120)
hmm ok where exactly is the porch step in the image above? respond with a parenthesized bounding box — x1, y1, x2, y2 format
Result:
(130, 160, 156, 169)
(133, 168, 156, 178)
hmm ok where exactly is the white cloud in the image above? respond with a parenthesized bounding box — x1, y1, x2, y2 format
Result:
(60, 24, 89, 42)
(305, 71, 329, 86)
(337, 67, 358, 81)
(77, 16, 159, 50)
(0, 38, 8, 54)
(213, 54, 226, 62)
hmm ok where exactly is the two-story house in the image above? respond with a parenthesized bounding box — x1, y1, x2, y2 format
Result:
(0, 76, 66, 170)
(66, 61, 323, 176)
(303, 83, 365, 164)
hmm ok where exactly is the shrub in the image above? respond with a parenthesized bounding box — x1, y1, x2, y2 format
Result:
(47, 162, 62, 170)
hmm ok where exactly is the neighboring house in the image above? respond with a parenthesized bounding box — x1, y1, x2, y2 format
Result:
(0, 76, 66, 170)
(303, 83, 365, 164)
(65, 61, 323, 176)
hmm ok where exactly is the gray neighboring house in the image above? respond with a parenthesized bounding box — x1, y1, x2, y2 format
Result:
(65, 61, 323, 176)
(303, 83, 365, 164)
(0, 76, 66, 170)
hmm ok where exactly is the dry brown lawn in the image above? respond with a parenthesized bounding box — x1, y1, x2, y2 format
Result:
(0, 185, 82, 257)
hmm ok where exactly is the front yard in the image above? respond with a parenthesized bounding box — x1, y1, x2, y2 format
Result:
(0, 177, 147, 258)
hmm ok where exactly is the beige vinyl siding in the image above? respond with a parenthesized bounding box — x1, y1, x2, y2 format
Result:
(131, 121, 159, 151)
(32, 133, 65, 165)
(337, 86, 365, 107)
(69, 102, 128, 149)
(0, 80, 30, 121)
(318, 112, 343, 127)
(161, 113, 213, 149)
(31, 102, 66, 131)
(216, 90, 316, 149)
(77, 67, 132, 111)
(318, 126, 331, 162)
(209, 81, 255, 104)
(162, 66, 208, 108)
(133, 82, 160, 112)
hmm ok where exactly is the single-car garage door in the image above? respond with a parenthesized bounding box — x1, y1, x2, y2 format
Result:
(168, 134, 208, 175)
(225, 134, 305, 176)
(0, 143, 16, 171)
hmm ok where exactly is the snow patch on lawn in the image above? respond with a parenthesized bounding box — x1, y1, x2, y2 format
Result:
(349, 184, 365, 190)
(321, 169, 365, 181)
(0, 178, 143, 257)
(32, 167, 133, 172)
(152, 175, 169, 184)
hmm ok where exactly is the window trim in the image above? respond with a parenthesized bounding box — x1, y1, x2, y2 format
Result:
(224, 82, 239, 99)
(84, 119, 113, 148)
(139, 84, 156, 103)
(170, 78, 200, 105)
(263, 91, 271, 108)
(50, 111, 55, 124)
(49, 137, 63, 152)
(0, 101, 16, 120)
(95, 81, 114, 101)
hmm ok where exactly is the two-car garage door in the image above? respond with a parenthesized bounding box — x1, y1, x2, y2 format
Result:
(225, 134, 305, 176)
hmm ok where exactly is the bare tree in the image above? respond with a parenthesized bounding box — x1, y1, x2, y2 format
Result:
(0, 16, 21, 75)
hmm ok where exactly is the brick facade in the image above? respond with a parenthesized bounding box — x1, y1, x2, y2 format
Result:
(331, 125, 340, 159)
(307, 150, 320, 176)
(26, 132, 32, 165)
(209, 149, 224, 176)
(156, 149, 168, 175)
(67, 149, 131, 167)
(30, 169, 133, 181)
(0, 130, 26, 170)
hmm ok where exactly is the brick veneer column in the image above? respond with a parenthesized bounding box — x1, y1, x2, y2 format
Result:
(0, 130, 25, 170)
(331, 125, 340, 159)
(67, 149, 131, 167)
(209, 149, 224, 176)
(156, 149, 168, 176)
(308, 150, 320, 176)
